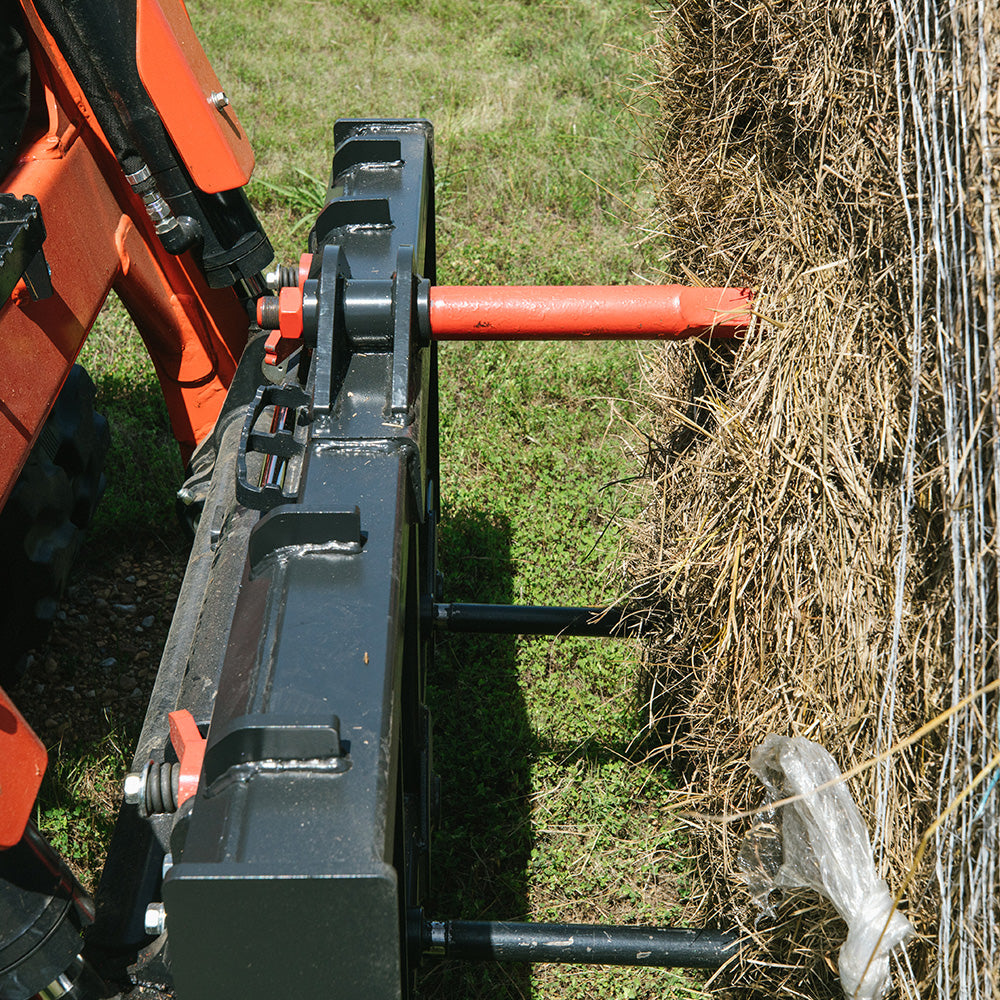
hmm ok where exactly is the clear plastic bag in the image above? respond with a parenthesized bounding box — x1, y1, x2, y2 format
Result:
(737, 735, 913, 1000)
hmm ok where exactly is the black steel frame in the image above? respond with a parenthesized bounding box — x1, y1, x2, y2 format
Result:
(4, 116, 738, 1000)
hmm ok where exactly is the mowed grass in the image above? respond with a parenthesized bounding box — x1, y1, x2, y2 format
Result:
(63, 2, 706, 997)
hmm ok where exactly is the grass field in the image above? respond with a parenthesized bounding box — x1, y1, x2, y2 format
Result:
(37, 2, 709, 997)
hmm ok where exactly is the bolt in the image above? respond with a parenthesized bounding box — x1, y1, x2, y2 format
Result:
(257, 296, 281, 329)
(208, 91, 229, 110)
(123, 772, 144, 805)
(144, 902, 166, 937)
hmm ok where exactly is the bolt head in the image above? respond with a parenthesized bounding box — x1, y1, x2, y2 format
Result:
(144, 902, 166, 937)
(123, 772, 144, 805)
(208, 91, 230, 110)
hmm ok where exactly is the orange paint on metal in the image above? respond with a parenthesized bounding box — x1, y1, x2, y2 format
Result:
(0, 685, 48, 849)
(297, 252, 314, 289)
(168, 709, 206, 810)
(263, 329, 282, 366)
(2, 141, 118, 507)
(135, 0, 254, 193)
(259, 286, 305, 365)
(428, 285, 753, 341)
(2, 118, 247, 499)
(2, 3, 249, 505)
(113, 216, 248, 459)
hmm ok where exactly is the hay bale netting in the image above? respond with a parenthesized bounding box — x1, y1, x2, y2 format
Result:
(627, 0, 999, 995)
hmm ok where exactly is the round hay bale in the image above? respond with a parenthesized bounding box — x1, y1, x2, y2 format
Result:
(628, 0, 1000, 994)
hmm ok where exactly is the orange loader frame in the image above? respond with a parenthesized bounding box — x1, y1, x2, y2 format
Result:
(0, 0, 263, 856)
(0, 0, 252, 512)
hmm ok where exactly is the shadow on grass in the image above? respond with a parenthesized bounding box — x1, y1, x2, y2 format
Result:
(421, 507, 533, 1000)
(85, 369, 189, 558)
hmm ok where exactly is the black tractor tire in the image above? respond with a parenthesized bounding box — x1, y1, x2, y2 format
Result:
(0, 366, 110, 687)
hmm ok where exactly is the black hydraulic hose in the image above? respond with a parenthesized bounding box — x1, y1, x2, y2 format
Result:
(29, 0, 134, 158)
(0, 5, 31, 178)
(32, 0, 272, 280)
(28, 0, 199, 253)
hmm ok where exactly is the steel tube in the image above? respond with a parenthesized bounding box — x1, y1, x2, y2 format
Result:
(428, 285, 752, 341)
(431, 603, 637, 637)
(426, 920, 739, 969)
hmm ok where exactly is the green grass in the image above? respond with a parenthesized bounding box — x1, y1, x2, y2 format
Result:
(39, 1, 707, 996)
(194, 0, 650, 277)
(78, 303, 186, 549)
(36, 730, 126, 893)
(428, 338, 693, 998)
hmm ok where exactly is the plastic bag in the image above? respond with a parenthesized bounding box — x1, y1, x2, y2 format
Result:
(737, 735, 913, 1000)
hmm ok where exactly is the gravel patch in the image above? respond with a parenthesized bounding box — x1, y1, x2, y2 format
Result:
(16, 546, 187, 753)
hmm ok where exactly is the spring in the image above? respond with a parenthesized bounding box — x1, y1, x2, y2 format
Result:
(143, 762, 180, 814)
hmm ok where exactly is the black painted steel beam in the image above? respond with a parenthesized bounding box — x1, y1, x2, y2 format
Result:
(431, 603, 639, 637)
(423, 920, 739, 969)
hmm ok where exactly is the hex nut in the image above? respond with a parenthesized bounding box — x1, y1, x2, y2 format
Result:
(123, 772, 144, 805)
(144, 902, 166, 937)
(278, 285, 304, 337)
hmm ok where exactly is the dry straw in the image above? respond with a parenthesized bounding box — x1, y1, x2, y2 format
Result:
(626, 0, 999, 994)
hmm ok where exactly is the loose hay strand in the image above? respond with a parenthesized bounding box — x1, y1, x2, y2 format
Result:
(685, 676, 1000, 828)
